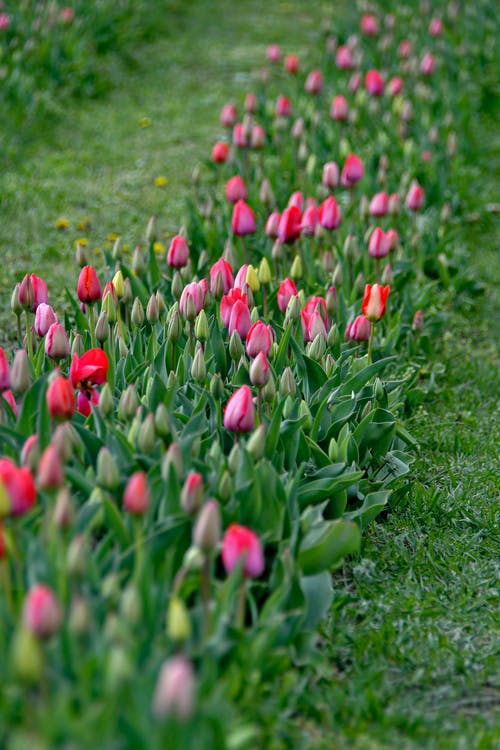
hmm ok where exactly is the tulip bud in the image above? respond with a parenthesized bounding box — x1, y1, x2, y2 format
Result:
(354, 272, 365, 296)
(46, 376, 76, 420)
(94, 310, 109, 344)
(23, 584, 62, 639)
(167, 596, 192, 642)
(123, 471, 150, 515)
(98, 383, 113, 417)
(193, 499, 221, 551)
(280, 367, 296, 397)
(152, 656, 195, 720)
(229, 330, 244, 361)
(246, 424, 266, 460)
(75, 242, 88, 267)
(180, 471, 203, 515)
(249, 351, 270, 387)
(11, 627, 43, 684)
(118, 384, 139, 420)
(228, 443, 242, 473)
(167, 310, 183, 344)
(162, 443, 183, 481)
(194, 310, 208, 342)
(307, 333, 327, 361)
(131, 297, 145, 328)
(120, 584, 143, 625)
(146, 215, 157, 244)
(11, 283, 22, 317)
(45, 322, 70, 360)
(290, 255, 303, 280)
(69, 595, 91, 636)
(154, 403, 172, 440)
(96, 447, 120, 491)
(146, 294, 159, 324)
(53, 487, 74, 529)
(217, 470, 233, 501)
(262, 373, 276, 403)
(18, 274, 35, 310)
(37, 444, 64, 490)
(136, 413, 155, 454)
(10, 349, 31, 394)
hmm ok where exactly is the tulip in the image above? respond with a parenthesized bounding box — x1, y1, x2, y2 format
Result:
(244, 92, 257, 113)
(212, 141, 229, 163)
(322, 161, 339, 189)
(249, 351, 270, 387)
(246, 321, 272, 358)
(319, 196, 342, 230)
(291, 117, 304, 139)
(301, 309, 327, 343)
(225, 176, 247, 204)
(77, 266, 101, 304)
(45, 322, 70, 360)
(368, 228, 391, 259)
(31, 275, 49, 311)
(0, 458, 36, 517)
(330, 95, 349, 121)
(233, 123, 248, 148)
(386, 229, 399, 251)
(348, 72, 362, 93)
(412, 310, 424, 332)
(167, 235, 190, 268)
(346, 315, 371, 342)
(341, 154, 364, 187)
(362, 283, 390, 323)
(369, 192, 388, 217)
(301, 204, 319, 236)
(123, 472, 150, 515)
(46, 376, 76, 420)
(284, 54, 299, 73)
(228, 299, 252, 340)
(278, 206, 302, 244)
(420, 53, 436, 75)
(231, 200, 255, 236)
(181, 472, 204, 514)
(193, 499, 221, 551)
(34, 303, 58, 337)
(76, 390, 99, 417)
(277, 278, 298, 314)
(398, 39, 412, 58)
(37, 444, 64, 490)
(220, 103, 237, 128)
(429, 18, 443, 37)
(360, 13, 379, 35)
(70, 348, 108, 392)
(210, 258, 234, 296)
(365, 70, 384, 96)
(224, 385, 255, 433)
(335, 45, 354, 69)
(405, 181, 425, 211)
(265, 212, 281, 238)
(386, 76, 403, 96)
(305, 69, 323, 94)
(266, 44, 281, 63)
(220, 287, 248, 327)
(179, 282, 205, 318)
(0, 348, 10, 392)
(275, 95, 292, 118)
(2, 390, 17, 416)
(221, 523, 264, 577)
(23, 584, 62, 639)
(152, 656, 195, 720)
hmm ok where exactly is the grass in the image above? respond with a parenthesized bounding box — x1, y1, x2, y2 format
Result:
(1, 1, 499, 747)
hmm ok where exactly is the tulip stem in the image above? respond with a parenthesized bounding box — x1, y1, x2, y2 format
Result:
(0, 560, 13, 616)
(24, 310, 33, 363)
(236, 579, 247, 629)
(257, 388, 263, 424)
(87, 305, 97, 348)
(201, 556, 211, 639)
(133, 518, 144, 584)
(262, 286, 268, 319)
(16, 314, 22, 345)
(367, 323, 375, 365)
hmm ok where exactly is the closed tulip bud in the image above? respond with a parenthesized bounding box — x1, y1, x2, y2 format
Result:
(285, 294, 301, 324)
(259, 178, 275, 207)
(228, 300, 251, 340)
(271, 239, 283, 261)
(162, 443, 183, 481)
(232, 200, 255, 236)
(18, 274, 35, 310)
(229, 330, 244, 361)
(297, 141, 308, 163)
(37, 444, 64, 490)
(307, 333, 326, 361)
(34, 303, 58, 337)
(110, 270, 124, 299)
(45, 322, 70, 360)
(290, 255, 303, 280)
(354, 272, 365, 295)
(381, 263, 393, 285)
(23, 584, 62, 639)
(46, 375, 76, 420)
(102, 291, 117, 324)
(341, 153, 364, 187)
(412, 309, 424, 332)
(194, 310, 208, 342)
(120, 584, 143, 625)
(131, 297, 145, 327)
(262, 373, 276, 403)
(146, 215, 157, 244)
(95, 310, 109, 343)
(328, 323, 340, 349)
(118, 384, 138, 420)
(224, 385, 255, 433)
(123, 471, 150, 515)
(11, 627, 43, 684)
(246, 424, 266, 460)
(167, 310, 182, 344)
(191, 344, 206, 383)
(98, 383, 114, 417)
(405, 181, 425, 211)
(279, 367, 296, 397)
(10, 349, 30, 394)
(96, 447, 120, 491)
(71, 333, 85, 357)
(20, 434, 40, 470)
(258, 257, 272, 285)
(145, 293, 158, 324)
(222, 523, 264, 578)
(322, 161, 340, 189)
(330, 95, 349, 121)
(152, 656, 196, 720)
(365, 69, 384, 96)
(53, 487, 74, 529)
(167, 597, 192, 642)
(180, 471, 203, 515)
(69, 595, 91, 636)
(245, 265, 260, 293)
(11, 283, 22, 316)
(249, 351, 270, 387)
(153, 403, 171, 440)
(77, 266, 101, 305)
(326, 287, 337, 317)
(121, 278, 131, 305)
(209, 373, 225, 400)
(106, 647, 133, 693)
(132, 246, 145, 276)
(328, 437, 339, 461)
(193, 499, 221, 551)
(212, 141, 229, 163)
(138, 413, 156, 453)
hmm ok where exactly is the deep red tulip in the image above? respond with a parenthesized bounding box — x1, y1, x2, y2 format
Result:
(341, 154, 364, 187)
(278, 206, 302, 243)
(319, 196, 342, 230)
(46, 375, 76, 420)
(220, 288, 248, 327)
(0, 458, 36, 517)
(228, 299, 252, 340)
(77, 266, 101, 304)
(330, 95, 349, 121)
(210, 258, 234, 295)
(362, 283, 390, 322)
(246, 321, 272, 358)
(225, 176, 247, 204)
(277, 278, 298, 313)
(167, 235, 190, 268)
(224, 385, 255, 433)
(365, 69, 384, 96)
(212, 142, 229, 163)
(231, 200, 255, 236)
(221, 523, 264, 577)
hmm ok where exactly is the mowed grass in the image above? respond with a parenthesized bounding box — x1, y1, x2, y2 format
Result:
(0, 1, 499, 747)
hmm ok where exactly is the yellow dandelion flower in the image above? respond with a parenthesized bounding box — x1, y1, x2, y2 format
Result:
(154, 175, 168, 187)
(75, 238, 88, 247)
(107, 233, 119, 242)
(94, 247, 102, 256)
(153, 242, 165, 253)
(139, 117, 152, 128)
(76, 218, 91, 231)
(55, 217, 70, 230)
(123, 244, 130, 253)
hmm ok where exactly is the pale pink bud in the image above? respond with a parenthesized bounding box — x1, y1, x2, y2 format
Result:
(369, 192, 388, 217)
(23, 584, 62, 639)
(405, 181, 425, 211)
(265, 212, 281, 238)
(336, 45, 354, 69)
(153, 656, 195, 720)
(34, 303, 58, 337)
(37, 444, 64, 490)
(322, 161, 339, 188)
(220, 103, 238, 128)
(181, 472, 203, 514)
(330, 95, 349, 121)
(266, 44, 281, 63)
(193, 499, 221, 551)
(249, 351, 270, 386)
(225, 176, 247, 204)
(45, 322, 70, 360)
(304, 69, 323, 94)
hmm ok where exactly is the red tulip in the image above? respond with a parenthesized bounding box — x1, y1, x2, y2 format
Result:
(233, 123, 249, 148)
(210, 258, 234, 296)
(220, 288, 248, 327)
(330, 95, 349, 121)
(225, 176, 247, 204)
(46, 375, 76, 420)
(277, 278, 297, 313)
(362, 283, 390, 322)
(346, 315, 371, 342)
(221, 523, 264, 577)
(224, 385, 255, 433)
(70, 348, 108, 392)
(228, 299, 252, 340)
(368, 228, 391, 259)
(0, 348, 10, 391)
(77, 266, 101, 304)
(301, 309, 327, 343)
(231, 200, 255, 236)
(220, 103, 238, 128)
(305, 69, 323, 94)
(265, 212, 281, 238)
(365, 69, 384, 96)
(405, 182, 425, 211)
(23, 584, 62, 639)
(319, 196, 342, 230)
(301, 204, 319, 236)
(278, 206, 302, 243)
(167, 235, 190, 268)
(335, 45, 354, 69)
(246, 321, 272, 358)
(341, 154, 364, 187)
(369, 192, 388, 217)
(212, 142, 229, 163)
(284, 54, 299, 74)
(0, 458, 36, 517)
(124, 471, 150, 515)
(275, 95, 292, 118)
(76, 389, 99, 417)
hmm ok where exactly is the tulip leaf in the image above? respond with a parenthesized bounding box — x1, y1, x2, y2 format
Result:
(331, 356, 397, 399)
(65, 288, 90, 332)
(300, 571, 333, 630)
(102, 496, 129, 550)
(297, 469, 364, 508)
(298, 519, 361, 575)
(273, 321, 293, 373)
(345, 490, 391, 529)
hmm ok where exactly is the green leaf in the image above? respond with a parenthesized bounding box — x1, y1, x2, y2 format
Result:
(345, 490, 390, 529)
(299, 519, 361, 574)
(103, 496, 129, 550)
(300, 572, 333, 630)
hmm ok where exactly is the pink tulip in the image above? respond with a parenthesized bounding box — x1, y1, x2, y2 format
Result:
(221, 523, 264, 577)
(210, 258, 234, 295)
(0, 13, 11, 31)
(212, 142, 229, 163)
(346, 315, 371, 342)
(153, 656, 195, 720)
(420, 53, 436, 76)
(251, 125, 266, 149)
(278, 206, 302, 243)
(360, 13, 379, 35)
(244, 92, 257, 113)
(249, 351, 270, 386)
(365, 70, 384, 96)
(179, 281, 205, 317)
(284, 55, 299, 74)
(277, 278, 298, 313)
(233, 264, 250, 292)
(369, 192, 388, 217)
(266, 44, 281, 63)
(275, 95, 292, 118)
(23, 584, 62, 639)
(305, 69, 323, 94)
(335, 45, 354, 69)
(2, 390, 17, 417)
(34, 303, 58, 337)
(348, 73, 362, 93)
(37, 445, 64, 490)
(386, 229, 399, 250)
(167, 235, 190, 268)
(223, 386, 255, 433)
(246, 321, 272, 358)
(341, 154, 364, 187)
(220, 288, 248, 327)
(233, 123, 249, 148)
(330, 95, 349, 121)
(228, 299, 252, 340)
(405, 182, 425, 211)
(429, 18, 443, 37)
(232, 200, 255, 236)
(0, 348, 10, 391)
(124, 471, 150, 515)
(225, 176, 247, 204)
(319, 196, 342, 230)
(386, 76, 403, 96)
(301, 204, 319, 236)
(368, 228, 391, 259)
(301, 309, 327, 343)
(398, 40, 412, 58)
(265, 212, 281, 238)
(0, 458, 37, 517)
(220, 103, 238, 128)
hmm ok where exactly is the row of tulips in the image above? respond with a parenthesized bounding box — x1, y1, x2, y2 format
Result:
(0, 1, 488, 745)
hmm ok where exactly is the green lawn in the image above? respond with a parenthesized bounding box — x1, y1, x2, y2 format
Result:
(1, 1, 499, 747)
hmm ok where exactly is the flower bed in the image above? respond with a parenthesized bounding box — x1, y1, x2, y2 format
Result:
(0, 1, 491, 746)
